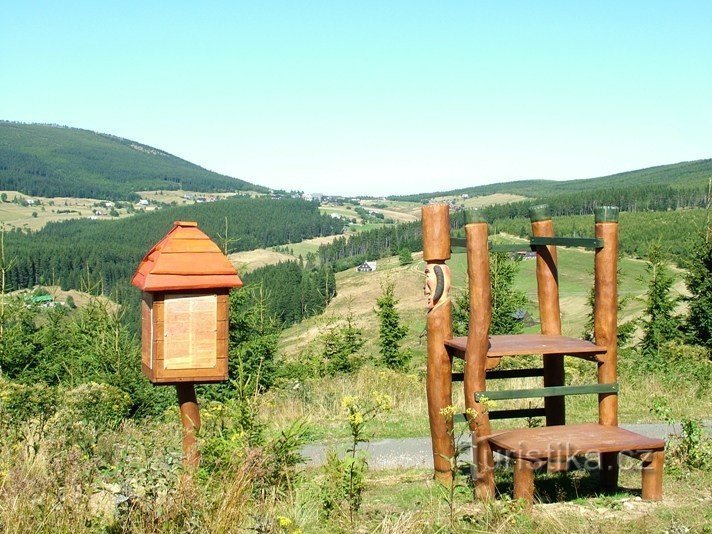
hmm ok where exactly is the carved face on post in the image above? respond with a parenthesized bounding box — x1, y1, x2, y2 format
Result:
(424, 263, 451, 310)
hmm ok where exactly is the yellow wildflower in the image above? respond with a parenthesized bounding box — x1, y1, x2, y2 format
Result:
(371, 391, 392, 411)
(439, 405, 457, 419)
(349, 411, 364, 425)
(277, 516, 292, 528)
(341, 395, 357, 410)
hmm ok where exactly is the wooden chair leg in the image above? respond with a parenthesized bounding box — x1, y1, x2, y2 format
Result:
(513, 458, 535, 507)
(474, 438, 495, 500)
(641, 451, 664, 501)
(600, 451, 619, 493)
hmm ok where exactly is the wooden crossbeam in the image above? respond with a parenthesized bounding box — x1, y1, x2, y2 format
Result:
(475, 382, 618, 402)
(450, 236, 604, 252)
(529, 236, 603, 249)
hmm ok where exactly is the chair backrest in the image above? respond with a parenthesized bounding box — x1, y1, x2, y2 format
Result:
(463, 205, 621, 429)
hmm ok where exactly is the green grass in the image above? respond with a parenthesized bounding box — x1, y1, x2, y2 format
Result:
(445, 243, 683, 338)
(289, 463, 712, 532)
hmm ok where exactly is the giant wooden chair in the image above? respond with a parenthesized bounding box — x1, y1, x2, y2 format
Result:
(422, 204, 664, 506)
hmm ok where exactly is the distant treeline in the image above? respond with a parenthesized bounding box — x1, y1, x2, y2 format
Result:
(491, 209, 710, 264)
(317, 222, 422, 271)
(389, 159, 712, 202)
(478, 184, 710, 221)
(4, 197, 343, 323)
(242, 261, 336, 326)
(316, 206, 708, 272)
(0, 122, 266, 200)
(314, 210, 470, 271)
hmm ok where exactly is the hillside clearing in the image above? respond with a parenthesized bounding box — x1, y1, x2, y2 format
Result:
(433, 192, 530, 208)
(228, 248, 296, 273)
(278, 244, 686, 361)
(0, 190, 136, 230)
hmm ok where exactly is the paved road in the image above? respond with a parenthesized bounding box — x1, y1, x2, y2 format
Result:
(302, 422, 711, 469)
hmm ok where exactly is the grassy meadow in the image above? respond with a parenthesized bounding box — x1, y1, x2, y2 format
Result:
(0, 190, 136, 231)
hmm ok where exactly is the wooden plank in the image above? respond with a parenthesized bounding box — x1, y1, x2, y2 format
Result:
(217, 298, 230, 321)
(445, 334, 606, 359)
(152, 252, 238, 275)
(530, 236, 603, 249)
(141, 294, 153, 370)
(475, 383, 618, 402)
(154, 358, 227, 382)
(451, 237, 603, 251)
(489, 244, 532, 253)
(488, 423, 665, 460)
(160, 238, 221, 254)
(216, 319, 229, 342)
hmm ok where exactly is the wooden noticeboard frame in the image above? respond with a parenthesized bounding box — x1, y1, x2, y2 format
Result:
(141, 289, 229, 384)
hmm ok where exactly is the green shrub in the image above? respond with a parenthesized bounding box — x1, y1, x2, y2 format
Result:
(651, 397, 712, 471)
(630, 341, 711, 395)
(62, 382, 132, 430)
(0, 379, 58, 433)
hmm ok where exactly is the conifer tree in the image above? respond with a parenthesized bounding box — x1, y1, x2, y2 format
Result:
(398, 247, 413, 266)
(489, 253, 528, 335)
(640, 245, 681, 356)
(322, 305, 365, 374)
(452, 252, 528, 336)
(375, 279, 409, 369)
(684, 223, 712, 350)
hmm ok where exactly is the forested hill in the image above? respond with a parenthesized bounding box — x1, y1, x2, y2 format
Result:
(390, 159, 712, 202)
(4, 196, 342, 296)
(0, 122, 267, 200)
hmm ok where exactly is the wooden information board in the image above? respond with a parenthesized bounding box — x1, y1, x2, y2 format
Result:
(163, 293, 218, 370)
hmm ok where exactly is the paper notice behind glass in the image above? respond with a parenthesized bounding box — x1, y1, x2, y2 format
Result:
(163, 293, 217, 369)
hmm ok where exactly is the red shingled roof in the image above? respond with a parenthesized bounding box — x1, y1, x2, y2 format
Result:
(132, 221, 243, 291)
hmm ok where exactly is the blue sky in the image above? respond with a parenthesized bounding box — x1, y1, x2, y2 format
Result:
(1, 1, 710, 195)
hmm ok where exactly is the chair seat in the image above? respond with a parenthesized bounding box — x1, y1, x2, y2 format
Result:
(487, 423, 665, 461)
(445, 334, 606, 360)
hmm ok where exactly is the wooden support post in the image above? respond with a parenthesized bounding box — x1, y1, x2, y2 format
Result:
(530, 206, 565, 432)
(513, 458, 535, 507)
(594, 206, 620, 490)
(641, 450, 664, 501)
(177, 383, 201, 470)
(422, 204, 454, 484)
(464, 220, 495, 499)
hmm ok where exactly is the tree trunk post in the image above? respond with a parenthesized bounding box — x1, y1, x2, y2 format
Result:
(463, 218, 495, 499)
(529, 205, 565, 431)
(594, 206, 620, 490)
(176, 383, 201, 470)
(422, 204, 454, 484)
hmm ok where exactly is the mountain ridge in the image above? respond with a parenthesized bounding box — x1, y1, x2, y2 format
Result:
(389, 158, 712, 202)
(0, 121, 268, 200)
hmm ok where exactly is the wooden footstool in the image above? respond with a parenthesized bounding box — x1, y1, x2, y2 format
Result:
(488, 423, 665, 506)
